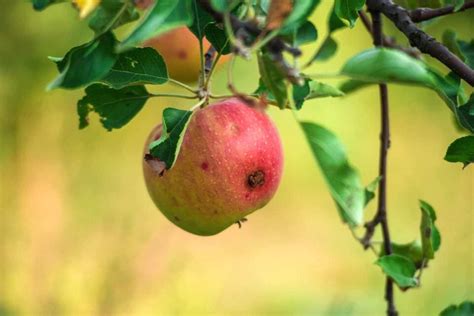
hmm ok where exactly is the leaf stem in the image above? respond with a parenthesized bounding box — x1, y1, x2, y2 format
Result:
(149, 93, 198, 99)
(167, 78, 198, 93)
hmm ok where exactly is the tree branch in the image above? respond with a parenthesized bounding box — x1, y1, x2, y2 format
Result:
(367, 0, 474, 86)
(409, 0, 474, 22)
(358, 10, 421, 59)
(198, 0, 302, 84)
(364, 5, 398, 316)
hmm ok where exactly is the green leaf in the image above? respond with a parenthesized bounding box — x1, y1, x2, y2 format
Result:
(48, 32, 117, 90)
(88, 0, 140, 34)
(291, 21, 318, 46)
(78, 84, 149, 130)
(442, 30, 474, 68)
(280, 0, 321, 32)
(440, 301, 474, 316)
(204, 23, 231, 54)
(118, 0, 193, 52)
(458, 39, 474, 69)
(444, 135, 474, 167)
(329, 4, 347, 33)
(375, 254, 418, 288)
(99, 47, 168, 89)
(334, 0, 365, 27)
(301, 122, 365, 227)
(432, 74, 474, 132)
(149, 108, 194, 169)
(341, 48, 436, 87)
(364, 176, 381, 207)
(381, 241, 424, 268)
(257, 52, 288, 109)
(189, 0, 214, 39)
(309, 36, 338, 63)
(293, 79, 344, 109)
(339, 79, 370, 94)
(419, 200, 441, 260)
(444, 0, 465, 11)
(31, 0, 64, 11)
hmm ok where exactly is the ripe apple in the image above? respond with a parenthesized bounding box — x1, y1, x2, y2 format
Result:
(144, 27, 229, 83)
(143, 98, 284, 236)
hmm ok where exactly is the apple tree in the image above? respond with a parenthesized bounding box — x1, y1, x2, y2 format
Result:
(30, 0, 474, 315)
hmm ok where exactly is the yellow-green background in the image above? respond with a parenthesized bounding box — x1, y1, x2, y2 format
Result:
(1, 2, 473, 315)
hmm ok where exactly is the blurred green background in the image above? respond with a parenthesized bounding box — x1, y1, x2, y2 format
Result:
(0, 2, 473, 315)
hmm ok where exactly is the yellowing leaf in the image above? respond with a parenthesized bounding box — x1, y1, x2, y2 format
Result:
(73, 0, 101, 18)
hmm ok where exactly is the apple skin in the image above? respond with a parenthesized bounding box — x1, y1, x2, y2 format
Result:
(143, 98, 284, 236)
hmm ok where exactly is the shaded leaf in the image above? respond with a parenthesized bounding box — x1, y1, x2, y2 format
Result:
(419, 200, 441, 259)
(31, 0, 65, 10)
(189, 0, 214, 39)
(100, 47, 168, 89)
(292, 21, 318, 46)
(78, 84, 149, 130)
(118, 0, 193, 52)
(375, 254, 418, 288)
(88, 0, 139, 34)
(205, 23, 231, 54)
(301, 122, 365, 227)
(48, 32, 117, 90)
(329, 4, 347, 32)
(440, 301, 474, 316)
(309, 36, 338, 62)
(334, 0, 365, 27)
(149, 108, 193, 169)
(258, 52, 287, 109)
(444, 135, 474, 167)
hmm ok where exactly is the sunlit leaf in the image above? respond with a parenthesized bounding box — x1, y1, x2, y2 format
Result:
(100, 47, 168, 89)
(380, 240, 425, 268)
(293, 79, 343, 109)
(301, 122, 365, 227)
(149, 108, 194, 169)
(118, 0, 193, 52)
(375, 254, 418, 288)
(341, 48, 436, 87)
(419, 200, 441, 259)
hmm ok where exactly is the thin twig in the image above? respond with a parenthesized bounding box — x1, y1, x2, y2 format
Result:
(409, 1, 474, 22)
(358, 10, 421, 59)
(367, 0, 474, 85)
(366, 5, 398, 316)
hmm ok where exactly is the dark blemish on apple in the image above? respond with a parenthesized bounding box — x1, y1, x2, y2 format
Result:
(245, 192, 250, 199)
(174, 216, 180, 222)
(177, 50, 187, 59)
(247, 170, 265, 188)
(201, 162, 209, 170)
